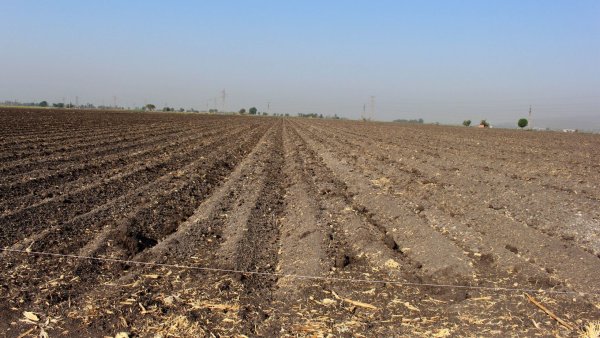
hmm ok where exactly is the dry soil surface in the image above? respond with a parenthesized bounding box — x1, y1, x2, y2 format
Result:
(1, 108, 599, 337)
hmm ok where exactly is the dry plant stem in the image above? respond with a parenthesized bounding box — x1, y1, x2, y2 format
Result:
(525, 293, 574, 331)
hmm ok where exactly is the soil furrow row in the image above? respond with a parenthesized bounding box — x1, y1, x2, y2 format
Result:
(0, 124, 237, 213)
(0, 120, 191, 164)
(0, 122, 197, 171)
(0, 123, 269, 317)
(296, 121, 600, 296)
(305, 121, 600, 256)
(0, 124, 254, 247)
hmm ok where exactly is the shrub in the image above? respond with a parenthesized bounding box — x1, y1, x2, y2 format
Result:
(518, 118, 528, 129)
(463, 120, 471, 127)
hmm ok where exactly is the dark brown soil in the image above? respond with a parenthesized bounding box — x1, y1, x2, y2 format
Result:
(1, 108, 599, 337)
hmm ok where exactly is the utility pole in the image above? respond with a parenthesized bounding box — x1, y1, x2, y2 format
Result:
(267, 101, 271, 115)
(221, 89, 227, 112)
(75, 96, 79, 107)
(113, 96, 117, 108)
(528, 105, 533, 130)
(370, 96, 375, 121)
(362, 104, 366, 120)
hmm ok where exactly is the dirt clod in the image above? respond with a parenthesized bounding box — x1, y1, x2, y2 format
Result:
(335, 254, 351, 268)
(505, 244, 519, 254)
(383, 233, 399, 251)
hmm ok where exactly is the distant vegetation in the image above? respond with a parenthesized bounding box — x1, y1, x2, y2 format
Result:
(479, 120, 490, 128)
(296, 113, 341, 119)
(393, 118, 424, 124)
(297, 113, 322, 118)
(463, 120, 471, 127)
(518, 118, 528, 129)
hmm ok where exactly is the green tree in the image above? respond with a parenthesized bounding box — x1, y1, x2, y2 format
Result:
(39, 101, 48, 107)
(239, 108, 246, 114)
(463, 120, 471, 127)
(480, 120, 489, 128)
(249, 107, 257, 115)
(145, 104, 156, 111)
(518, 118, 528, 129)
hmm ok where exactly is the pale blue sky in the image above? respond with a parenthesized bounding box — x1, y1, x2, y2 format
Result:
(1, 1, 599, 124)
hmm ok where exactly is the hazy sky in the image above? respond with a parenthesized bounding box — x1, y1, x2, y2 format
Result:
(1, 1, 599, 123)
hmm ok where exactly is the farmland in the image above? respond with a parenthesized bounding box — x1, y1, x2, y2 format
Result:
(1, 108, 599, 336)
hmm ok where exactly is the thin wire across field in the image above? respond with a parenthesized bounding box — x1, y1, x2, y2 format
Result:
(2, 247, 598, 297)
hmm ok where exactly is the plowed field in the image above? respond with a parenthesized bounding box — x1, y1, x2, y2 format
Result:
(1, 108, 599, 337)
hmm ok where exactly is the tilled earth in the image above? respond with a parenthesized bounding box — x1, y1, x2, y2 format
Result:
(0, 108, 599, 337)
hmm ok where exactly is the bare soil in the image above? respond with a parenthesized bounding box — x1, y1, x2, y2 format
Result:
(1, 108, 599, 337)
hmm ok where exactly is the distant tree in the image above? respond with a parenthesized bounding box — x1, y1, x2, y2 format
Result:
(463, 120, 471, 127)
(518, 118, 528, 129)
(179, 108, 185, 112)
(249, 107, 257, 115)
(262, 112, 268, 116)
(52, 103, 65, 108)
(66, 103, 75, 108)
(39, 101, 48, 107)
(479, 120, 490, 128)
(239, 108, 246, 114)
(145, 104, 156, 111)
